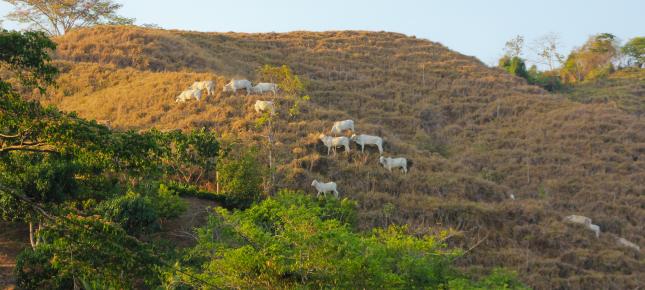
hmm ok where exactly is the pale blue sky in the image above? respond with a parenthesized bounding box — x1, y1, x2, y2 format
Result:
(1, 0, 643, 67)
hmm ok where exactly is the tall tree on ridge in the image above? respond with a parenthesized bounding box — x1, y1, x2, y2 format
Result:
(4, 0, 134, 35)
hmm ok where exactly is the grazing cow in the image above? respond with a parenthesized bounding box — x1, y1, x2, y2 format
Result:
(191, 80, 216, 96)
(564, 215, 592, 225)
(223, 79, 252, 95)
(616, 237, 640, 251)
(331, 120, 355, 135)
(379, 156, 408, 174)
(319, 134, 350, 155)
(175, 88, 202, 102)
(351, 134, 383, 154)
(252, 82, 278, 95)
(311, 180, 339, 198)
(564, 215, 600, 238)
(254, 100, 275, 114)
(588, 224, 600, 238)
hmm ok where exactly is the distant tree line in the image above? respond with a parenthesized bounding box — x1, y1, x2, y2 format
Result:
(498, 33, 644, 90)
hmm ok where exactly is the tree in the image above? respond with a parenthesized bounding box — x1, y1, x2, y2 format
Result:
(255, 65, 310, 193)
(531, 33, 565, 71)
(560, 33, 620, 84)
(95, 191, 159, 237)
(0, 29, 57, 93)
(5, 0, 135, 36)
(156, 128, 219, 185)
(498, 55, 529, 79)
(622, 36, 645, 67)
(503, 35, 525, 58)
(216, 148, 263, 208)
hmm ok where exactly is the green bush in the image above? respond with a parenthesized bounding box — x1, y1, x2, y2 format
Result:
(217, 149, 263, 208)
(154, 183, 187, 220)
(498, 56, 528, 79)
(527, 66, 562, 91)
(168, 192, 526, 289)
(96, 191, 159, 236)
(15, 247, 72, 290)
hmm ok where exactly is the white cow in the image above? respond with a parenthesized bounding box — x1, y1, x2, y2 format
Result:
(564, 215, 592, 225)
(254, 100, 275, 114)
(191, 80, 216, 96)
(175, 88, 202, 102)
(252, 82, 278, 95)
(311, 180, 339, 198)
(351, 134, 383, 154)
(319, 134, 350, 155)
(616, 237, 640, 251)
(379, 156, 408, 174)
(331, 120, 355, 135)
(564, 215, 600, 238)
(588, 224, 600, 239)
(223, 79, 252, 95)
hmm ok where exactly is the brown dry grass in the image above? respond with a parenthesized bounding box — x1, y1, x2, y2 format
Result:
(19, 26, 644, 289)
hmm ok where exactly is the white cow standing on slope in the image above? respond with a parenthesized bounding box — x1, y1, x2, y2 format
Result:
(191, 80, 216, 96)
(331, 120, 354, 135)
(252, 83, 278, 95)
(223, 79, 252, 95)
(379, 156, 408, 174)
(564, 215, 601, 238)
(254, 100, 275, 114)
(175, 88, 202, 102)
(351, 134, 384, 154)
(311, 180, 339, 198)
(319, 134, 350, 155)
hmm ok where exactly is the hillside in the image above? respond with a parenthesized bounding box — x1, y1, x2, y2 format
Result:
(31, 26, 644, 289)
(563, 68, 645, 117)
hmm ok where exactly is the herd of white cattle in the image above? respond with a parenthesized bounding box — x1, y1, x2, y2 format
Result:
(564, 215, 640, 251)
(176, 79, 410, 199)
(175, 80, 278, 102)
(314, 118, 410, 198)
(175, 79, 640, 251)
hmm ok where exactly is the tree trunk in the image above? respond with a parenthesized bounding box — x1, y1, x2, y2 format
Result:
(29, 222, 36, 249)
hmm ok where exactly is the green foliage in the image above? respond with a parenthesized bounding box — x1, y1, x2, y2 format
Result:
(95, 191, 159, 236)
(527, 65, 562, 91)
(154, 183, 187, 220)
(560, 33, 620, 84)
(621, 37, 645, 67)
(168, 192, 524, 289)
(257, 64, 310, 118)
(18, 215, 162, 288)
(15, 246, 72, 290)
(498, 56, 528, 79)
(449, 268, 528, 290)
(0, 29, 58, 92)
(257, 64, 306, 96)
(155, 128, 219, 184)
(217, 149, 263, 208)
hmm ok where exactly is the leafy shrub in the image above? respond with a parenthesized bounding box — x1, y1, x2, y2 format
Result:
(498, 56, 528, 79)
(169, 192, 525, 289)
(153, 183, 187, 220)
(15, 247, 72, 290)
(217, 149, 263, 208)
(96, 191, 159, 236)
(527, 66, 562, 91)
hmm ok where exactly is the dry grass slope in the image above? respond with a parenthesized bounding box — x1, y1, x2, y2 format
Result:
(28, 26, 645, 289)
